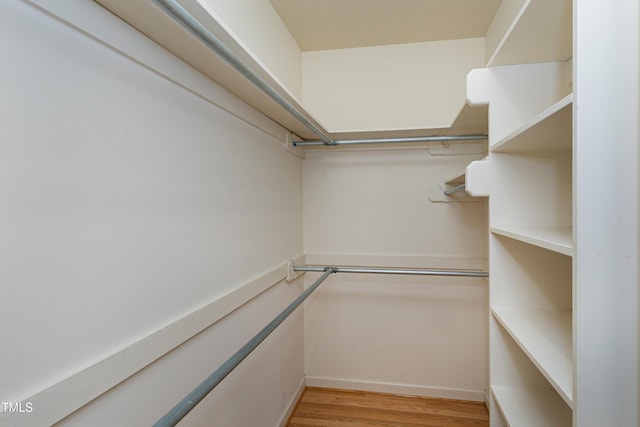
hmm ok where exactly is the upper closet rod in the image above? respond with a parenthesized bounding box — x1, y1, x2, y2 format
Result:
(152, 0, 333, 145)
(293, 134, 487, 147)
(152, 0, 487, 148)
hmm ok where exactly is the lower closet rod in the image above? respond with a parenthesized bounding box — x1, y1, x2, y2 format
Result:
(294, 265, 488, 278)
(153, 268, 336, 427)
(293, 134, 487, 147)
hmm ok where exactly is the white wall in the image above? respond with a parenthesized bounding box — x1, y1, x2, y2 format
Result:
(0, 1, 303, 425)
(56, 279, 305, 427)
(302, 38, 485, 132)
(303, 148, 489, 400)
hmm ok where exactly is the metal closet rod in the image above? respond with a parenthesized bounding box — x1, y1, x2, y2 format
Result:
(153, 268, 336, 427)
(152, 0, 333, 144)
(294, 265, 488, 278)
(444, 184, 466, 196)
(294, 134, 487, 147)
(152, 0, 487, 148)
(153, 264, 486, 425)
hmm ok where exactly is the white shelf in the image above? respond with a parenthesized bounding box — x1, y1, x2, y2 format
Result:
(487, 0, 572, 67)
(492, 386, 572, 427)
(491, 226, 572, 256)
(492, 307, 573, 407)
(491, 94, 572, 153)
(96, 2, 491, 143)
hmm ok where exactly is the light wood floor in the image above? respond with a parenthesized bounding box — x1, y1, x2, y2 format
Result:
(287, 387, 489, 427)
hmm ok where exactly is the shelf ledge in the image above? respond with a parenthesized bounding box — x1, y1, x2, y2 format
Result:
(492, 385, 572, 427)
(491, 94, 573, 153)
(492, 307, 573, 407)
(491, 226, 572, 256)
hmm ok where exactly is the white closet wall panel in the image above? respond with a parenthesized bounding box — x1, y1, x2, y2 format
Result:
(302, 38, 485, 132)
(56, 279, 305, 427)
(303, 150, 487, 256)
(303, 149, 488, 400)
(0, 1, 303, 425)
(304, 272, 488, 400)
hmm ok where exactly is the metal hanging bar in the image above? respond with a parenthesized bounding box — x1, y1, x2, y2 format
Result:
(293, 134, 487, 147)
(294, 265, 488, 278)
(151, 0, 334, 145)
(153, 268, 335, 427)
(151, 0, 488, 148)
(444, 184, 466, 196)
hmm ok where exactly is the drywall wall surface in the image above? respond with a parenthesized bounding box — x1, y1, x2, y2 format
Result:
(304, 271, 487, 400)
(303, 150, 487, 256)
(198, 0, 303, 99)
(56, 277, 305, 427)
(302, 149, 488, 399)
(0, 1, 302, 425)
(302, 38, 485, 133)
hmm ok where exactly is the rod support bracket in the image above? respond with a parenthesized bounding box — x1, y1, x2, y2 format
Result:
(287, 257, 306, 282)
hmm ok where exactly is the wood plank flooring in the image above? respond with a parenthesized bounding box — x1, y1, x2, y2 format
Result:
(287, 387, 489, 427)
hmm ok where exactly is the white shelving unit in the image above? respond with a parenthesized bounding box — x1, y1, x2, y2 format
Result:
(468, 0, 575, 425)
(487, 81, 573, 427)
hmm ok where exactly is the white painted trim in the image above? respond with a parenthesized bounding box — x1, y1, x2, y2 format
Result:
(305, 376, 486, 403)
(23, 0, 289, 144)
(277, 377, 306, 427)
(0, 262, 293, 427)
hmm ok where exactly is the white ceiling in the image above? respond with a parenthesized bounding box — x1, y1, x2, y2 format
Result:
(269, 0, 502, 51)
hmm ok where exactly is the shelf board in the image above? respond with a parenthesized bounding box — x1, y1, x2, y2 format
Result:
(491, 94, 572, 153)
(492, 386, 572, 427)
(492, 307, 573, 407)
(491, 226, 572, 256)
(318, 103, 488, 142)
(487, 0, 572, 67)
(96, 2, 490, 143)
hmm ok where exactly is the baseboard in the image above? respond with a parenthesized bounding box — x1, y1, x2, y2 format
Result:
(304, 376, 486, 402)
(277, 377, 306, 427)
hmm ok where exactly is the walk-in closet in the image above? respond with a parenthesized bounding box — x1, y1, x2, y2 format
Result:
(1, 1, 637, 426)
